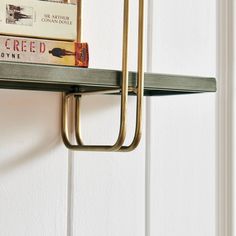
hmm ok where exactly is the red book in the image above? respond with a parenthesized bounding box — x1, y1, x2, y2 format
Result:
(0, 35, 89, 67)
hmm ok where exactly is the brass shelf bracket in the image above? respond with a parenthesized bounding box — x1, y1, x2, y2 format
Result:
(61, 0, 145, 152)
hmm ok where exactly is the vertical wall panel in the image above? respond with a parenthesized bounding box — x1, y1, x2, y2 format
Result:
(0, 0, 218, 235)
(217, 0, 234, 235)
(234, 2, 236, 235)
(0, 91, 68, 236)
(71, 0, 147, 235)
(149, 0, 216, 235)
(149, 94, 215, 236)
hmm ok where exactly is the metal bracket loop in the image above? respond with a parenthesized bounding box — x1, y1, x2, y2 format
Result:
(61, 0, 145, 152)
(62, 0, 130, 151)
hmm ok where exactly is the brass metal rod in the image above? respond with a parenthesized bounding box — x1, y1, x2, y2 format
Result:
(74, 0, 144, 152)
(62, 93, 127, 151)
(118, 0, 145, 152)
(62, 0, 130, 151)
(62, 0, 145, 152)
(73, 0, 145, 152)
(68, 89, 121, 97)
(66, 87, 136, 97)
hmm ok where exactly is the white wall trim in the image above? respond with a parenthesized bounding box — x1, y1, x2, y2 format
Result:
(145, 0, 154, 235)
(66, 98, 75, 236)
(67, 151, 75, 236)
(216, 0, 234, 235)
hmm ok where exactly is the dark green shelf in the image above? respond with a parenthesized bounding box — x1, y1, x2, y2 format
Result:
(0, 62, 216, 96)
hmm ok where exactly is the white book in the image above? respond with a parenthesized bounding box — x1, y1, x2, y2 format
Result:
(0, 0, 77, 40)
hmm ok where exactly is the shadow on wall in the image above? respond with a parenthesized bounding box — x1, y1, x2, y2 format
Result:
(0, 90, 62, 177)
(0, 91, 127, 176)
(0, 137, 61, 177)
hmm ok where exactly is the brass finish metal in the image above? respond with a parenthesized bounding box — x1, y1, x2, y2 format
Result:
(74, 0, 145, 152)
(62, 0, 130, 151)
(62, 92, 128, 151)
(118, 0, 144, 151)
(67, 88, 136, 97)
(61, 0, 146, 152)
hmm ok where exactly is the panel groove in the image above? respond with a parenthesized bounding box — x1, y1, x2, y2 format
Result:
(216, 0, 233, 235)
(145, 0, 154, 235)
(67, 151, 75, 236)
(66, 97, 76, 236)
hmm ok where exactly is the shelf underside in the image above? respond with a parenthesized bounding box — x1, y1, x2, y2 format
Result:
(0, 62, 216, 96)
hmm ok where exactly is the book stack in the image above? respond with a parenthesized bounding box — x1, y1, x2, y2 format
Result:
(0, 0, 89, 67)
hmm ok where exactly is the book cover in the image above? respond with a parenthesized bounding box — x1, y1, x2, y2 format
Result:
(0, 36, 89, 67)
(0, 0, 77, 40)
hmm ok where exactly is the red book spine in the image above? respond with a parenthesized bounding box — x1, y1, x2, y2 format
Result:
(75, 43, 89, 67)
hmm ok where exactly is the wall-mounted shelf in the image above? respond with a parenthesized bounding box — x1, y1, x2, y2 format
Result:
(0, 62, 216, 95)
(0, 0, 217, 152)
(0, 61, 216, 152)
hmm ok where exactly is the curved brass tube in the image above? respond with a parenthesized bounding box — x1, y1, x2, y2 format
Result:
(61, 0, 130, 151)
(118, 0, 145, 152)
(62, 92, 127, 151)
(74, 0, 145, 152)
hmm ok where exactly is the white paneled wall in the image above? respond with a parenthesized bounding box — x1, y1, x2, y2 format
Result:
(0, 91, 68, 236)
(234, 1, 236, 235)
(72, 0, 147, 235)
(149, 95, 215, 236)
(0, 0, 216, 235)
(149, 0, 216, 235)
